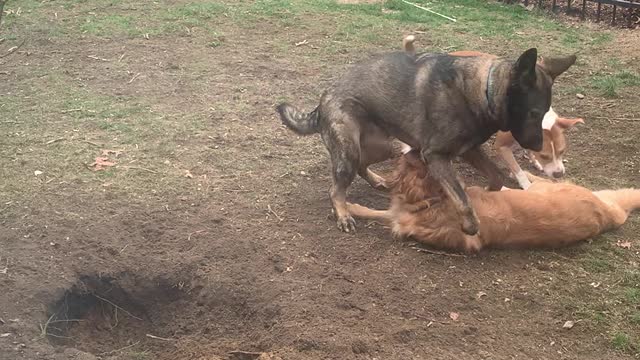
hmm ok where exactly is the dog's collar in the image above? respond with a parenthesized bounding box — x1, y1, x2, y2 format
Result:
(486, 63, 496, 116)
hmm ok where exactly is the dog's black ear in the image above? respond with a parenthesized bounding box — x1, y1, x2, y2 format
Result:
(514, 48, 538, 86)
(539, 54, 577, 81)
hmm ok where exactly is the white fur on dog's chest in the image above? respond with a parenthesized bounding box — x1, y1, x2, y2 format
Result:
(542, 107, 557, 130)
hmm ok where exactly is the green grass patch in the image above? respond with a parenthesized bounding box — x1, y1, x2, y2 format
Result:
(591, 71, 640, 98)
(625, 287, 640, 304)
(611, 332, 638, 354)
(582, 256, 614, 273)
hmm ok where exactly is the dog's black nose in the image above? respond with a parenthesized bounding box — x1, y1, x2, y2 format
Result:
(552, 171, 564, 178)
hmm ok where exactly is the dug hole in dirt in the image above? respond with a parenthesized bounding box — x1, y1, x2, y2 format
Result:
(42, 271, 282, 360)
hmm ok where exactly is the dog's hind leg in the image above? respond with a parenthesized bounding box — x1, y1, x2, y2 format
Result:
(321, 108, 363, 233)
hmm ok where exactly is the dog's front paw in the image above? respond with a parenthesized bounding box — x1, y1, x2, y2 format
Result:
(337, 215, 357, 233)
(461, 211, 480, 236)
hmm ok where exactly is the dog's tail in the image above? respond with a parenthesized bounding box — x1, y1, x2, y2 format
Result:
(593, 188, 640, 227)
(402, 35, 416, 56)
(596, 189, 640, 214)
(276, 103, 319, 135)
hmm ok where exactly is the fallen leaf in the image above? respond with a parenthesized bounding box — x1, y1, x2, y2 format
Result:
(590, 282, 601, 288)
(101, 149, 123, 157)
(449, 312, 459, 321)
(90, 157, 116, 171)
(563, 320, 575, 329)
(616, 240, 631, 249)
(0, 333, 10, 338)
(576, 93, 585, 99)
(184, 170, 193, 179)
(34, 170, 43, 176)
(476, 291, 487, 300)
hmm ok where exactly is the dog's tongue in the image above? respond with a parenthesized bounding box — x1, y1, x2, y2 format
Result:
(542, 107, 558, 130)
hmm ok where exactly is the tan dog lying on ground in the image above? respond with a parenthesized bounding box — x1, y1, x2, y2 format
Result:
(347, 148, 640, 253)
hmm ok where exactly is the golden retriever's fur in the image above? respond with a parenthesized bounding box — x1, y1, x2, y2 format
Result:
(347, 150, 640, 253)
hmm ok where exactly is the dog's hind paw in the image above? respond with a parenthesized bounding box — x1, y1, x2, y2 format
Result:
(337, 215, 357, 233)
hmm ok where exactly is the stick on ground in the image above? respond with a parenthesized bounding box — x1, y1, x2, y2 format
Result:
(401, 0, 457, 22)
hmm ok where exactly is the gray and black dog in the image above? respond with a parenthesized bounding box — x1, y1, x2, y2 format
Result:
(276, 47, 576, 234)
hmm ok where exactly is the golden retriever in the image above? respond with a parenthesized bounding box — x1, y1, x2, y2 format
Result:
(347, 149, 640, 253)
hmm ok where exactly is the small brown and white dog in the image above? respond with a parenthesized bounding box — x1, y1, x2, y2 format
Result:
(403, 36, 584, 189)
(347, 148, 640, 253)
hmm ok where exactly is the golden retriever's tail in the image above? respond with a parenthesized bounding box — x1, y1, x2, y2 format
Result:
(593, 188, 640, 225)
(609, 189, 640, 214)
(276, 103, 319, 135)
(346, 203, 391, 224)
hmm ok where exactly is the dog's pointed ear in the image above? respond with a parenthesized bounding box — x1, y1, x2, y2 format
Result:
(556, 117, 584, 130)
(514, 48, 538, 86)
(539, 54, 577, 81)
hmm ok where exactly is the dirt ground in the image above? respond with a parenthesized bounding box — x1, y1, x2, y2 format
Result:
(1, 1, 639, 359)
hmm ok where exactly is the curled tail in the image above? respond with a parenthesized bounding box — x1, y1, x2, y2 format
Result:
(402, 35, 416, 56)
(593, 188, 640, 227)
(600, 189, 640, 214)
(276, 103, 319, 135)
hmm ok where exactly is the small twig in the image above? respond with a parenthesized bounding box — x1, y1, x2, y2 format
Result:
(45, 138, 65, 145)
(410, 246, 466, 257)
(81, 140, 101, 147)
(87, 55, 110, 61)
(47, 319, 83, 324)
(0, 39, 25, 58)
(61, 108, 83, 114)
(412, 313, 448, 324)
(146, 333, 174, 341)
(187, 230, 206, 241)
(593, 116, 640, 122)
(295, 39, 308, 46)
(98, 341, 140, 356)
(92, 294, 142, 321)
(229, 350, 264, 356)
(123, 166, 157, 174)
(401, 0, 457, 22)
(119, 244, 129, 253)
(128, 73, 141, 84)
(118, 53, 126, 62)
(267, 205, 283, 222)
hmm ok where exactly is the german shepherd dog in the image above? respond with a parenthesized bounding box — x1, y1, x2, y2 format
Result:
(347, 149, 640, 253)
(276, 46, 576, 234)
